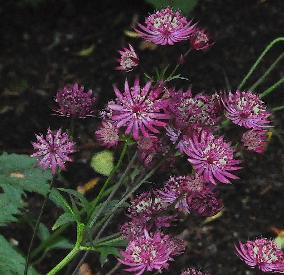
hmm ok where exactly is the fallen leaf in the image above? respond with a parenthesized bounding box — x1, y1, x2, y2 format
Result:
(139, 40, 157, 51)
(77, 177, 100, 194)
(124, 30, 139, 38)
(10, 172, 25, 179)
(78, 263, 93, 275)
(76, 44, 95, 56)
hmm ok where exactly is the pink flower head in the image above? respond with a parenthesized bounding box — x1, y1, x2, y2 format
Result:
(120, 221, 144, 241)
(55, 83, 95, 118)
(187, 188, 223, 217)
(109, 78, 170, 140)
(116, 44, 139, 72)
(168, 90, 222, 130)
(181, 267, 211, 275)
(158, 175, 205, 213)
(241, 129, 268, 154)
(135, 7, 196, 45)
(235, 238, 284, 273)
(190, 28, 213, 51)
(128, 191, 175, 229)
(223, 91, 271, 129)
(119, 230, 174, 275)
(31, 128, 76, 174)
(95, 120, 119, 148)
(185, 130, 241, 185)
(137, 136, 161, 167)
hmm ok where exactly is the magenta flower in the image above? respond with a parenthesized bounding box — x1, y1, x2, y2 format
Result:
(187, 188, 223, 217)
(109, 78, 170, 140)
(95, 120, 119, 148)
(135, 7, 196, 45)
(158, 175, 205, 213)
(235, 238, 284, 273)
(116, 44, 139, 72)
(120, 221, 144, 241)
(241, 129, 267, 154)
(168, 90, 222, 130)
(55, 83, 96, 118)
(181, 267, 211, 275)
(119, 230, 173, 275)
(190, 28, 213, 51)
(128, 191, 175, 229)
(31, 128, 76, 174)
(184, 130, 241, 185)
(223, 91, 271, 129)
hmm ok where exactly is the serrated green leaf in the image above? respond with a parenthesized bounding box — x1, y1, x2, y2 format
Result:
(90, 151, 114, 176)
(97, 246, 120, 267)
(58, 188, 90, 210)
(52, 212, 75, 231)
(145, 0, 198, 14)
(0, 234, 39, 275)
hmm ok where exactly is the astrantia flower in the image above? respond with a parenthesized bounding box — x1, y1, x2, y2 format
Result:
(168, 90, 222, 130)
(55, 83, 95, 118)
(135, 7, 196, 45)
(109, 78, 170, 140)
(128, 191, 175, 229)
(95, 120, 119, 148)
(116, 44, 139, 72)
(119, 230, 173, 275)
(187, 188, 223, 217)
(241, 129, 267, 154)
(185, 130, 241, 185)
(120, 221, 144, 241)
(31, 128, 75, 174)
(190, 28, 213, 51)
(235, 238, 284, 273)
(181, 267, 211, 275)
(223, 91, 270, 129)
(158, 175, 205, 213)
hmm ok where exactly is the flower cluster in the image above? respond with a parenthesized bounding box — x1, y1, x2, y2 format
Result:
(116, 44, 139, 72)
(181, 267, 211, 275)
(31, 128, 75, 174)
(55, 83, 96, 118)
(235, 238, 284, 273)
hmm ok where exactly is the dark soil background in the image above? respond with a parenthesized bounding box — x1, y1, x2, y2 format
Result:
(0, 0, 284, 274)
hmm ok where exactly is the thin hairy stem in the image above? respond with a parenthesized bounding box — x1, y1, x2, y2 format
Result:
(249, 52, 284, 91)
(24, 177, 55, 275)
(238, 37, 284, 90)
(47, 223, 85, 275)
(260, 77, 284, 98)
(88, 142, 128, 219)
(272, 105, 284, 112)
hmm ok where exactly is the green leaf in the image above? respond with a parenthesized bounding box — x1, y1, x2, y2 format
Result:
(76, 44, 95, 56)
(52, 213, 75, 231)
(0, 234, 39, 275)
(145, 0, 198, 14)
(46, 237, 73, 251)
(96, 246, 120, 267)
(58, 188, 90, 210)
(90, 150, 114, 176)
(96, 236, 127, 247)
(274, 235, 284, 249)
(38, 223, 50, 241)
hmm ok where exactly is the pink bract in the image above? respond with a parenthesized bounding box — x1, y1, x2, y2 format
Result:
(184, 130, 241, 185)
(235, 238, 284, 273)
(31, 128, 76, 174)
(190, 28, 213, 51)
(95, 120, 119, 148)
(116, 44, 139, 72)
(241, 129, 267, 153)
(223, 90, 271, 129)
(55, 83, 95, 118)
(109, 78, 170, 140)
(135, 7, 196, 45)
(119, 230, 176, 275)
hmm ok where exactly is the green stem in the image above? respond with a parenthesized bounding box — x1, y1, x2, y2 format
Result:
(87, 141, 129, 222)
(272, 105, 284, 112)
(24, 178, 55, 275)
(249, 52, 284, 91)
(47, 223, 85, 275)
(260, 77, 284, 98)
(238, 37, 284, 90)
